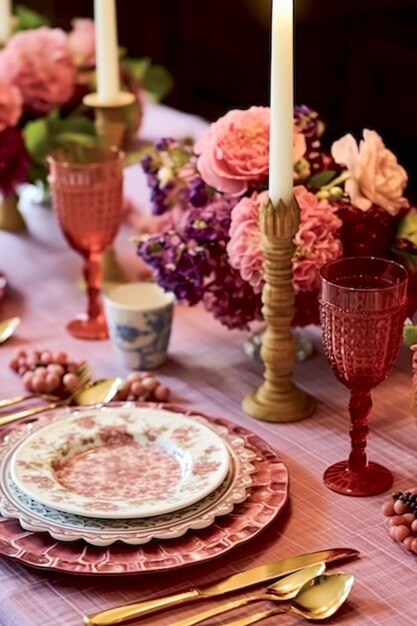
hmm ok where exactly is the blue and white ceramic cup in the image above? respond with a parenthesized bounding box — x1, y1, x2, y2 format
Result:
(103, 282, 174, 370)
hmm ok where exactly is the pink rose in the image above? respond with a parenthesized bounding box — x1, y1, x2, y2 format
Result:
(0, 80, 22, 131)
(0, 28, 76, 113)
(195, 106, 270, 196)
(331, 129, 409, 216)
(68, 18, 96, 68)
(227, 185, 343, 294)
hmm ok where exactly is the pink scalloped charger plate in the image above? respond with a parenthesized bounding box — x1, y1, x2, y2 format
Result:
(0, 403, 289, 575)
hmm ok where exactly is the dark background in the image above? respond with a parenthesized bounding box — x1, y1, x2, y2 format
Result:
(17, 0, 417, 197)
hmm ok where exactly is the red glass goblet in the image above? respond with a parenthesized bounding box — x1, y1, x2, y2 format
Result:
(319, 256, 408, 496)
(48, 146, 124, 340)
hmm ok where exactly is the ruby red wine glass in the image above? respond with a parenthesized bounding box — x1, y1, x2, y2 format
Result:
(319, 256, 408, 496)
(48, 146, 124, 340)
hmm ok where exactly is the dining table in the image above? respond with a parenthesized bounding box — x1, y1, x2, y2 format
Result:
(0, 101, 416, 626)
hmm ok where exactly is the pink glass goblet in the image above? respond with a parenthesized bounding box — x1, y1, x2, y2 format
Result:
(319, 256, 408, 496)
(48, 146, 124, 340)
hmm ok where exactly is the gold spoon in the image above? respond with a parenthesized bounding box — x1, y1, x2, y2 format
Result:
(0, 317, 20, 344)
(169, 563, 327, 626)
(220, 572, 355, 626)
(73, 377, 122, 405)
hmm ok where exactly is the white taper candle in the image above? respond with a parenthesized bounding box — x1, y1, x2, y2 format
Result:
(269, 0, 294, 206)
(0, 0, 11, 45)
(94, 0, 120, 102)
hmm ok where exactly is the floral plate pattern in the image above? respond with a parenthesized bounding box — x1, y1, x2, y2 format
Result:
(0, 403, 289, 575)
(10, 407, 230, 519)
(0, 407, 256, 546)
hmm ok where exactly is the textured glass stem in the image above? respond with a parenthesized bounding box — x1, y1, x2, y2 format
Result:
(348, 389, 372, 472)
(84, 252, 103, 321)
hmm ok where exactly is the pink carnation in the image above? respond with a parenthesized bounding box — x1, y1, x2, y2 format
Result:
(0, 80, 22, 131)
(0, 28, 76, 113)
(195, 106, 270, 196)
(68, 18, 96, 68)
(331, 129, 409, 216)
(227, 186, 343, 294)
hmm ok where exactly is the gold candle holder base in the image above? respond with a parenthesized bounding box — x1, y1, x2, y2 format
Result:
(242, 196, 316, 423)
(0, 192, 26, 232)
(83, 91, 135, 150)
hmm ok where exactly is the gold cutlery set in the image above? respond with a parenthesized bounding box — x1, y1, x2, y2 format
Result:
(84, 548, 358, 625)
(0, 369, 122, 426)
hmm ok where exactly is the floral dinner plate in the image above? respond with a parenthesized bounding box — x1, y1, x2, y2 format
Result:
(1, 406, 256, 546)
(10, 406, 230, 519)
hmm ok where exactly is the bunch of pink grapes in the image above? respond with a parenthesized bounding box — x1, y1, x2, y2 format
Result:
(115, 372, 171, 402)
(9, 349, 85, 396)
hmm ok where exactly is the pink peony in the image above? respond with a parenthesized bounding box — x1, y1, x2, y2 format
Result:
(0, 28, 76, 113)
(227, 185, 343, 294)
(293, 186, 343, 291)
(195, 106, 270, 196)
(68, 18, 96, 68)
(0, 80, 22, 131)
(227, 190, 268, 293)
(331, 129, 409, 216)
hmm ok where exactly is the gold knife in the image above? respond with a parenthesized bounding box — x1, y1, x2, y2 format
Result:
(83, 547, 359, 625)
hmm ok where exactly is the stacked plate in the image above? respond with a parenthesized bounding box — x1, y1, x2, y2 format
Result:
(0, 403, 289, 575)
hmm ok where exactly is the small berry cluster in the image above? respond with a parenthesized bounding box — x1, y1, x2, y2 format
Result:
(9, 349, 85, 396)
(382, 489, 417, 554)
(115, 372, 170, 403)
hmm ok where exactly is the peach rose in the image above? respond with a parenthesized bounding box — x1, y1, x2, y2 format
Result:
(0, 28, 76, 113)
(0, 80, 22, 131)
(68, 18, 96, 68)
(195, 106, 270, 196)
(331, 129, 409, 216)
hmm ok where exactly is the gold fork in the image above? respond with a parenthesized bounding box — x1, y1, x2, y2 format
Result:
(0, 363, 92, 427)
(0, 392, 61, 408)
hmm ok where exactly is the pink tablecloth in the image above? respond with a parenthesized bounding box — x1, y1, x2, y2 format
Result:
(0, 103, 416, 626)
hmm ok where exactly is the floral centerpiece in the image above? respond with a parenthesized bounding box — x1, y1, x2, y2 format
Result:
(134, 104, 417, 330)
(0, 6, 173, 203)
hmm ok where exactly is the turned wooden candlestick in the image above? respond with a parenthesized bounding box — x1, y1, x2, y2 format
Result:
(242, 196, 316, 423)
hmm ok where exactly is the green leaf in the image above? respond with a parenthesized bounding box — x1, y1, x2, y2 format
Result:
(14, 4, 49, 31)
(142, 65, 174, 102)
(27, 161, 48, 185)
(56, 115, 96, 136)
(23, 117, 51, 164)
(121, 56, 173, 102)
(54, 132, 98, 146)
(122, 56, 152, 82)
(404, 325, 417, 348)
(307, 170, 337, 189)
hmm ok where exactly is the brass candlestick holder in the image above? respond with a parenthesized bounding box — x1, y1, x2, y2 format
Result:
(242, 196, 316, 423)
(83, 91, 135, 149)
